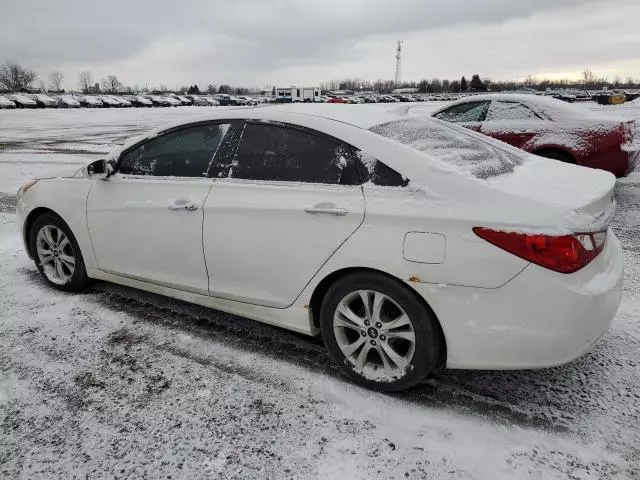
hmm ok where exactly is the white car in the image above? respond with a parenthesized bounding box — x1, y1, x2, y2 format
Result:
(204, 96, 221, 106)
(186, 95, 210, 106)
(0, 95, 16, 108)
(56, 95, 81, 108)
(77, 95, 104, 107)
(176, 95, 193, 105)
(163, 96, 182, 107)
(16, 107, 623, 391)
(99, 95, 123, 107)
(9, 94, 38, 108)
(112, 96, 132, 107)
(31, 94, 60, 108)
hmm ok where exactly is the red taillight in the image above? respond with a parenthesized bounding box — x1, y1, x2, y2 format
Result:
(473, 227, 607, 274)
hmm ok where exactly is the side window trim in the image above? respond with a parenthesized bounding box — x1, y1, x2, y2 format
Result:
(116, 120, 233, 176)
(206, 120, 245, 178)
(218, 120, 362, 186)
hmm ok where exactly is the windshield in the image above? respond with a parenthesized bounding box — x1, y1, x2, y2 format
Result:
(369, 117, 531, 179)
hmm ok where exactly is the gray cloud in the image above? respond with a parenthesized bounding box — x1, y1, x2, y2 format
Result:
(1, 0, 637, 88)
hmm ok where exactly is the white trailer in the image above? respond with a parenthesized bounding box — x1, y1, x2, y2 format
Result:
(275, 86, 321, 103)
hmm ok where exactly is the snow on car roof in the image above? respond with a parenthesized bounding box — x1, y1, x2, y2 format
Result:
(427, 93, 601, 120)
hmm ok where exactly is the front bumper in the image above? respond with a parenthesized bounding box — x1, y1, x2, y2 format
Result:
(413, 231, 624, 370)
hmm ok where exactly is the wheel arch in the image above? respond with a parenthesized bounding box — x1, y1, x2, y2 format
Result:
(308, 266, 448, 369)
(532, 146, 577, 164)
(23, 207, 66, 258)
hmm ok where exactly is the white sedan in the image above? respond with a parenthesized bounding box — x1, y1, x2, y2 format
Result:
(16, 106, 623, 391)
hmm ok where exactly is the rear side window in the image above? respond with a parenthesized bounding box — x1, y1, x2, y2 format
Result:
(226, 123, 359, 185)
(119, 123, 230, 177)
(433, 101, 490, 123)
(353, 150, 409, 187)
(486, 101, 542, 121)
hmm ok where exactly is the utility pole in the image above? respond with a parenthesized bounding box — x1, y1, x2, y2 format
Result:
(395, 41, 403, 87)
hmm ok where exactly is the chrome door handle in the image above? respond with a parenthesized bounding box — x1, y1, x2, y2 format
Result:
(304, 206, 349, 216)
(168, 201, 199, 211)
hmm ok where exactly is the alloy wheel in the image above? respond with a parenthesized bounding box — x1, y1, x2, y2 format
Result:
(333, 290, 416, 381)
(36, 225, 75, 285)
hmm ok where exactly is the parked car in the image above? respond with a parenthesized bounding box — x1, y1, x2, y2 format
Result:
(327, 96, 348, 104)
(163, 96, 182, 107)
(592, 91, 627, 105)
(176, 95, 193, 106)
(16, 107, 622, 391)
(214, 94, 238, 106)
(146, 95, 170, 107)
(0, 95, 17, 108)
(76, 95, 104, 108)
(9, 94, 38, 108)
(124, 95, 153, 107)
(31, 94, 60, 108)
(237, 96, 257, 106)
(56, 95, 82, 108)
(204, 97, 221, 106)
(98, 95, 121, 107)
(186, 95, 209, 106)
(429, 94, 639, 177)
(111, 96, 132, 107)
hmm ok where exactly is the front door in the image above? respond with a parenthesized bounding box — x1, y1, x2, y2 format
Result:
(203, 122, 366, 308)
(87, 122, 231, 294)
(481, 101, 544, 148)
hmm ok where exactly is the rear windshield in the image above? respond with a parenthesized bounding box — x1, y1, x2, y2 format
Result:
(369, 117, 530, 179)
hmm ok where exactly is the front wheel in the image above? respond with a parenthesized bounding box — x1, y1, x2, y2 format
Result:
(320, 272, 443, 392)
(29, 213, 90, 292)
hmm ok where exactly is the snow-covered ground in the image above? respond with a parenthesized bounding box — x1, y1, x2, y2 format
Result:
(1, 104, 639, 479)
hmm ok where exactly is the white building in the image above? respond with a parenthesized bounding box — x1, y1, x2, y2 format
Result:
(274, 86, 321, 102)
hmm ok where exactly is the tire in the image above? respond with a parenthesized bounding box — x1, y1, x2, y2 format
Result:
(320, 272, 443, 392)
(536, 149, 574, 164)
(29, 213, 90, 292)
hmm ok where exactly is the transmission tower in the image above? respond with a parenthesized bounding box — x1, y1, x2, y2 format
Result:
(395, 41, 403, 87)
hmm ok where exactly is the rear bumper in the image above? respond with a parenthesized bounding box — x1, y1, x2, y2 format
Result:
(626, 145, 640, 175)
(583, 146, 638, 177)
(413, 231, 624, 370)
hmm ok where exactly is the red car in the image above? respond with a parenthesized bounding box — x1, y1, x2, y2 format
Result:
(430, 94, 639, 177)
(327, 96, 348, 104)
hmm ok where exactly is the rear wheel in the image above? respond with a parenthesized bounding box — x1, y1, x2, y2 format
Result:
(536, 149, 574, 164)
(320, 272, 443, 392)
(29, 213, 90, 292)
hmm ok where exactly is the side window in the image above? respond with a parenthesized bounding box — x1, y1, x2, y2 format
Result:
(227, 124, 359, 185)
(353, 150, 409, 187)
(485, 101, 542, 121)
(433, 101, 490, 123)
(119, 123, 230, 177)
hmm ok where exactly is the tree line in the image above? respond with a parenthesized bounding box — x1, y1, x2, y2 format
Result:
(1, 60, 639, 95)
(321, 70, 640, 94)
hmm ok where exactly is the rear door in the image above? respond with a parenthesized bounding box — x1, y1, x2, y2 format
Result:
(202, 121, 365, 308)
(87, 122, 231, 294)
(481, 101, 546, 148)
(432, 101, 490, 131)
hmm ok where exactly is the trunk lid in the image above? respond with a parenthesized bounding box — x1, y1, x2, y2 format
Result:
(487, 157, 616, 232)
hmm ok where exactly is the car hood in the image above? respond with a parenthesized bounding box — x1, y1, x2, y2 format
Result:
(486, 157, 616, 232)
(36, 166, 83, 180)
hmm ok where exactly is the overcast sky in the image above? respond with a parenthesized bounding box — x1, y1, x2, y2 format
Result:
(2, 0, 639, 90)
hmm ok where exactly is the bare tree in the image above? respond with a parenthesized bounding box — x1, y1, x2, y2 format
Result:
(78, 71, 93, 93)
(101, 75, 122, 93)
(0, 61, 38, 91)
(582, 68, 596, 89)
(49, 71, 64, 92)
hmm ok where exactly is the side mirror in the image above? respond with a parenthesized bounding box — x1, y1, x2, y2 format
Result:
(86, 159, 111, 179)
